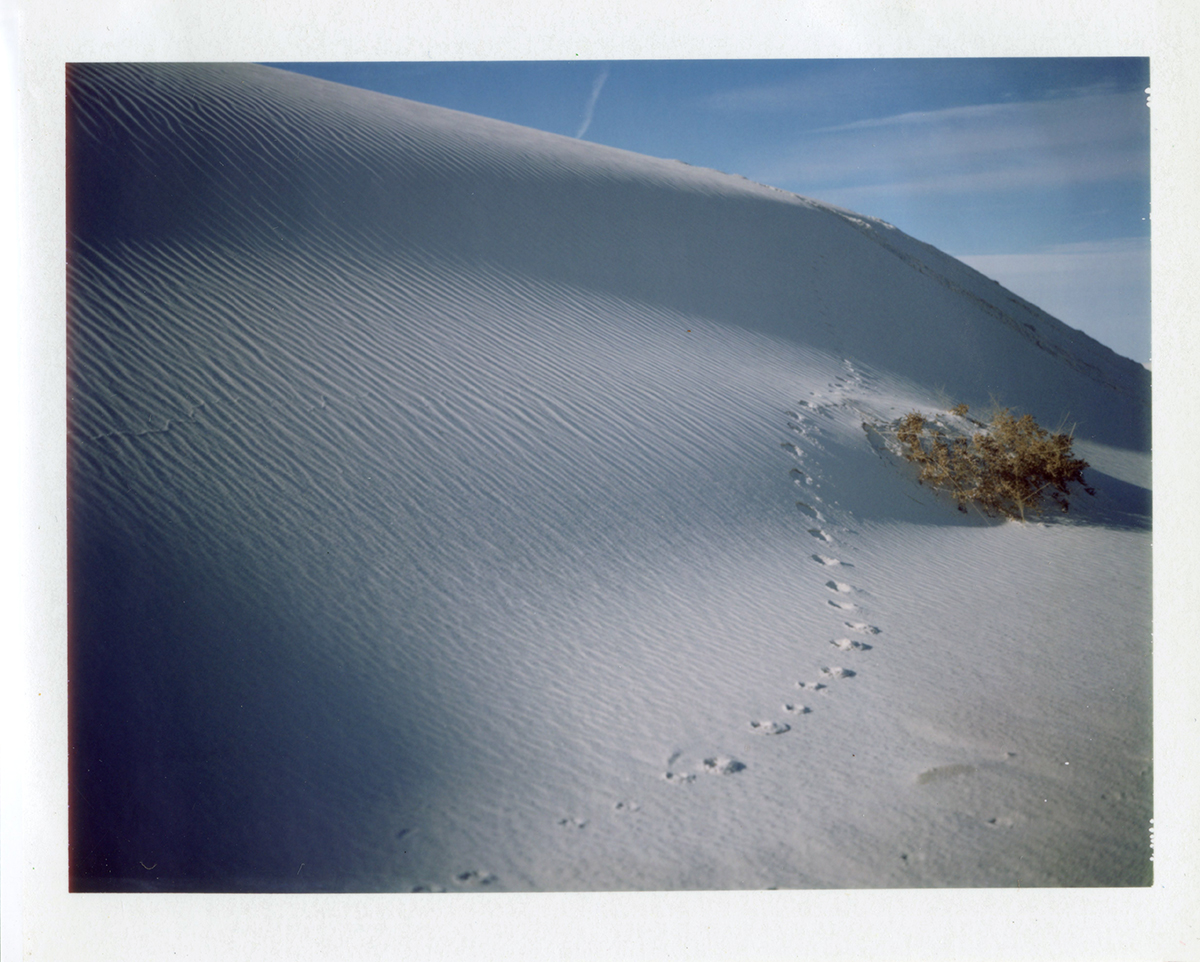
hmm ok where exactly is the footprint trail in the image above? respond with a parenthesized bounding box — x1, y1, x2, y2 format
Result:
(765, 359, 893, 754)
(636, 359, 894, 813)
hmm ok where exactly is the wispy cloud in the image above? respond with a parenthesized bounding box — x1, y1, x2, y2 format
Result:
(956, 235, 1149, 262)
(702, 63, 922, 117)
(705, 78, 840, 113)
(810, 150, 1149, 202)
(808, 92, 1145, 146)
(705, 71, 1132, 117)
(575, 65, 610, 139)
(747, 91, 1148, 196)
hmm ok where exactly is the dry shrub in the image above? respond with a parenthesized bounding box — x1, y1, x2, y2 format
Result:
(896, 406, 1094, 520)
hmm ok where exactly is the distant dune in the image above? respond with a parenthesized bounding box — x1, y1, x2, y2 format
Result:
(67, 63, 1151, 892)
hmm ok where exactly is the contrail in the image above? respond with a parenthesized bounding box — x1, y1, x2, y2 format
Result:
(575, 66, 610, 139)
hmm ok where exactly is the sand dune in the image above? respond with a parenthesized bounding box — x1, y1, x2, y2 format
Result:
(67, 63, 1150, 891)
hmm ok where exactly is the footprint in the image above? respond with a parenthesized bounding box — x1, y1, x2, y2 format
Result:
(819, 666, 855, 679)
(613, 800, 641, 813)
(797, 681, 828, 693)
(783, 703, 811, 714)
(830, 637, 872, 651)
(827, 598, 857, 610)
(808, 528, 835, 542)
(749, 720, 791, 735)
(811, 554, 851, 567)
(781, 442, 803, 457)
(825, 580, 853, 593)
(844, 621, 881, 634)
(985, 815, 1015, 828)
(703, 756, 747, 775)
(557, 817, 588, 829)
(410, 884, 447, 893)
(790, 468, 811, 486)
(915, 764, 975, 784)
(796, 502, 823, 520)
(454, 870, 498, 886)
(663, 771, 696, 784)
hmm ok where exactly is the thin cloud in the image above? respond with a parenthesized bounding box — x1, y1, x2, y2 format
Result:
(705, 71, 1132, 116)
(701, 64, 918, 116)
(805, 151, 1149, 200)
(809, 91, 1145, 145)
(808, 101, 1020, 134)
(575, 65, 610, 139)
(705, 78, 834, 112)
(747, 91, 1147, 196)
(1031, 237, 1150, 257)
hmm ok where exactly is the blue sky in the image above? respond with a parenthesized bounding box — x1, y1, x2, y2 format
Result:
(269, 60, 1150, 362)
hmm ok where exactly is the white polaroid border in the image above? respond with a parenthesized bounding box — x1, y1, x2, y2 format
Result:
(8, 1, 1198, 959)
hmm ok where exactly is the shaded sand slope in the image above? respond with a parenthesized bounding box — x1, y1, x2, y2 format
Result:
(67, 63, 1151, 891)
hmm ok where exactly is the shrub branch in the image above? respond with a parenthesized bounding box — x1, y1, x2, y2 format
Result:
(895, 407, 1094, 521)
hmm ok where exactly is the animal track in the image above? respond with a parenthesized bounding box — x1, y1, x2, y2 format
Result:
(790, 423, 829, 443)
(557, 817, 588, 829)
(613, 800, 641, 813)
(663, 771, 697, 784)
(703, 756, 747, 775)
(777, 388, 884, 763)
(915, 764, 975, 784)
(454, 870, 498, 886)
(749, 720, 791, 735)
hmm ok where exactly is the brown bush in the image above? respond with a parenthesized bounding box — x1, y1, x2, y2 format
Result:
(895, 406, 1094, 521)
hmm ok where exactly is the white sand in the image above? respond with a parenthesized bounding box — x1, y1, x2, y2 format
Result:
(66, 63, 1150, 895)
